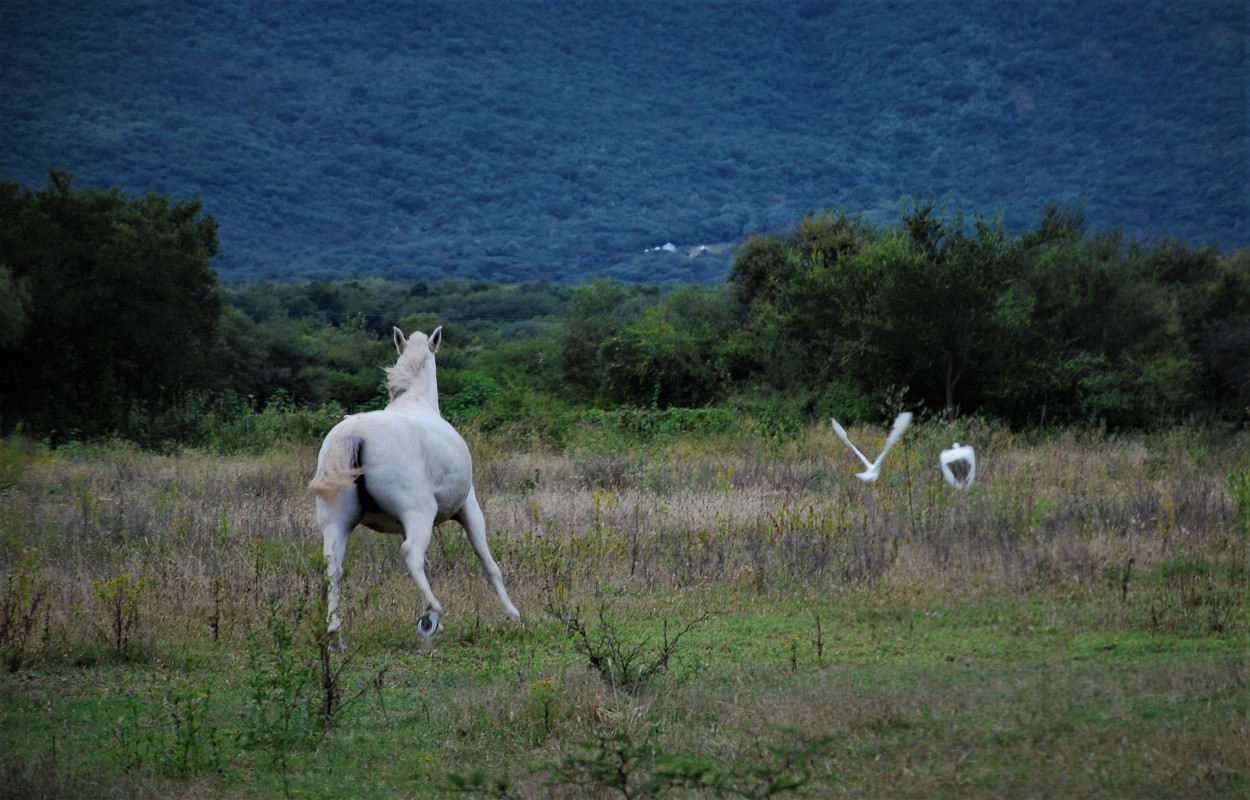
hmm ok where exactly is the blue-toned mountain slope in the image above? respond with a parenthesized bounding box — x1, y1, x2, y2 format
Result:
(2, 0, 1244, 283)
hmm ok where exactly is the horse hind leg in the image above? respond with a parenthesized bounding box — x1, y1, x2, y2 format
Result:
(398, 506, 444, 635)
(457, 488, 521, 622)
(317, 495, 359, 648)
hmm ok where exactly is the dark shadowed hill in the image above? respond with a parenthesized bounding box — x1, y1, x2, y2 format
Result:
(2, 0, 1245, 284)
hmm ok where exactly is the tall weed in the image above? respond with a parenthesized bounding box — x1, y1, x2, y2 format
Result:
(91, 572, 151, 661)
(0, 548, 46, 671)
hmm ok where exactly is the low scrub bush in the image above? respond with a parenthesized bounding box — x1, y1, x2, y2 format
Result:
(552, 602, 707, 693)
(0, 548, 45, 672)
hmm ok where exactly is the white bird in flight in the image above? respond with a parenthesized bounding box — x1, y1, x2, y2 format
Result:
(940, 442, 977, 488)
(831, 412, 913, 482)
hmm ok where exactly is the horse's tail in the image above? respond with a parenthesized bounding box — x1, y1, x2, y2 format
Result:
(308, 430, 365, 500)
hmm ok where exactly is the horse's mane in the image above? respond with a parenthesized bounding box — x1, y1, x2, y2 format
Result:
(385, 338, 432, 400)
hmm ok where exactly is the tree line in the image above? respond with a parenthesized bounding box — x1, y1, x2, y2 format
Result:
(1, 172, 1246, 447)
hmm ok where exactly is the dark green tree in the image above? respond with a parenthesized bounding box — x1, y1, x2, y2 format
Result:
(989, 226, 1199, 428)
(0, 170, 222, 438)
(1138, 240, 1250, 422)
(556, 279, 651, 404)
(728, 211, 877, 413)
(1198, 248, 1250, 421)
(886, 203, 1023, 416)
(600, 285, 736, 408)
(0, 265, 31, 348)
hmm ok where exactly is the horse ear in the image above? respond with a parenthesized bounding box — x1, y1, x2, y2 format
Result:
(393, 327, 407, 354)
(429, 326, 443, 354)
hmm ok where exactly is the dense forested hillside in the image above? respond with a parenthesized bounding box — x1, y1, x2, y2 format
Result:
(2, 0, 1245, 284)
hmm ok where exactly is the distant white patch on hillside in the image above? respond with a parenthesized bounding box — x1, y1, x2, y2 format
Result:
(644, 242, 733, 258)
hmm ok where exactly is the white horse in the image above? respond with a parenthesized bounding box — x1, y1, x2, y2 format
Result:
(308, 326, 520, 641)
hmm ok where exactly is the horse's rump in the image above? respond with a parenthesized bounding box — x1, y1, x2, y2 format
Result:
(308, 429, 365, 500)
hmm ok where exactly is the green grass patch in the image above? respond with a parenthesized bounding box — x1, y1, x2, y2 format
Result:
(1, 426, 1247, 797)
(2, 588, 1244, 798)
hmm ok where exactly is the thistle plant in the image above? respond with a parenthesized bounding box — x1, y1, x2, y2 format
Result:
(91, 572, 150, 661)
(1, 548, 46, 671)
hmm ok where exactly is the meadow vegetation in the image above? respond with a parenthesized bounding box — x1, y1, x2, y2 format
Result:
(0, 417, 1246, 798)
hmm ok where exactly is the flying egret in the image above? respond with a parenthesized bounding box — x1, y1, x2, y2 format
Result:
(831, 412, 913, 482)
(939, 442, 976, 488)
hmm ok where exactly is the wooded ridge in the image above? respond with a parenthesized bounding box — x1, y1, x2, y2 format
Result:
(2, 1, 1244, 284)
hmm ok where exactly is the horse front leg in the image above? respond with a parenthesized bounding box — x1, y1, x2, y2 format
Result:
(399, 508, 442, 637)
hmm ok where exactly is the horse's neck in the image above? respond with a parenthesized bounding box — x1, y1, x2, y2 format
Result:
(389, 388, 440, 415)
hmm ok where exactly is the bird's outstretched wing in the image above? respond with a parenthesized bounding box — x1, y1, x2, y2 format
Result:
(831, 418, 873, 469)
(872, 412, 913, 469)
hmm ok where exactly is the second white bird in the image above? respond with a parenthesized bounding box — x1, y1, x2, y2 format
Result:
(940, 443, 977, 489)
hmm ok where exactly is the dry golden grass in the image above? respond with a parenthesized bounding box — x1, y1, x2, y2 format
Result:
(0, 422, 1246, 798)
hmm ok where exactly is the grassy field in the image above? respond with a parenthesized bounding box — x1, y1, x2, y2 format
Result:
(1, 420, 1247, 798)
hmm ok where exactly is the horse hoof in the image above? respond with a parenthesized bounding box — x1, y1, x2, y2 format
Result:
(417, 610, 442, 638)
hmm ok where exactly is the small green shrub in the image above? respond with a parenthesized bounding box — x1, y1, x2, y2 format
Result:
(1229, 469, 1250, 536)
(0, 437, 39, 492)
(539, 726, 834, 799)
(550, 728, 717, 799)
(553, 602, 706, 693)
(114, 682, 223, 778)
(240, 595, 319, 794)
(91, 572, 151, 661)
(0, 548, 46, 672)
